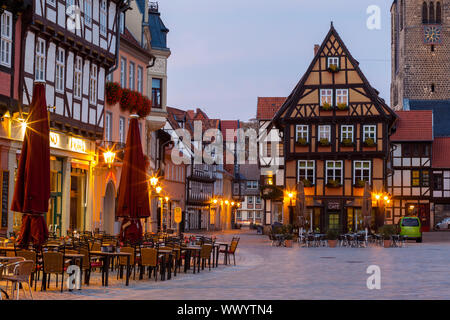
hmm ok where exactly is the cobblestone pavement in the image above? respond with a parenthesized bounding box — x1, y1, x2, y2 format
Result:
(12, 230, 450, 300)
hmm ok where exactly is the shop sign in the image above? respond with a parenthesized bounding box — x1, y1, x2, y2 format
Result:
(70, 137, 87, 153)
(328, 200, 341, 210)
(174, 207, 182, 224)
(50, 132, 60, 148)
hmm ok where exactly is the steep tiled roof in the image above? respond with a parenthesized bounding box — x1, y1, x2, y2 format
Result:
(256, 97, 285, 120)
(409, 100, 450, 137)
(432, 137, 450, 168)
(391, 111, 433, 142)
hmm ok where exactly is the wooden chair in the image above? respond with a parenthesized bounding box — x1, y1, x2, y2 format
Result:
(199, 244, 213, 271)
(42, 252, 65, 292)
(219, 238, 240, 266)
(139, 248, 159, 281)
(117, 247, 136, 281)
(15, 250, 40, 290)
(3, 260, 35, 300)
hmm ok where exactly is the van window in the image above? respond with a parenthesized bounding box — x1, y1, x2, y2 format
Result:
(402, 218, 419, 227)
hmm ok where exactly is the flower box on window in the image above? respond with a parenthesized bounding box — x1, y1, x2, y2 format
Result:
(318, 138, 331, 147)
(320, 102, 333, 111)
(327, 64, 340, 73)
(354, 179, 366, 188)
(301, 179, 314, 188)
(363, 138, 377, 147)
(106, 82, 122, 105)
(326, 179, 342, 188)
(336, 103, 349, 111)
(296, 137, 309, 146)
(340, 138, 354, 147)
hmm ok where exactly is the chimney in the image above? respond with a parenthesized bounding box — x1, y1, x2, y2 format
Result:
(314, 44, 320, 56)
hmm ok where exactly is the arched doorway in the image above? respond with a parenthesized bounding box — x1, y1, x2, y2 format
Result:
(103, 181, 117, 234)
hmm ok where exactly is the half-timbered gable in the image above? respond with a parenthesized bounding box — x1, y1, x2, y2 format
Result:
(21, 0, 125, 139)
(270, 24, 396, 232)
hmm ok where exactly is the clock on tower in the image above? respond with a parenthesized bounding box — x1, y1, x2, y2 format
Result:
(424, 25, 442, 44)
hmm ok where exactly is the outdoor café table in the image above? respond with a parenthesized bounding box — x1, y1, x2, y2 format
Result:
(157, 249, 173, 280)
(0, 247, 16, 254)
(90, 251, 131, 287)
(212, 243, 220, 268)
(181, 246, 201, 273)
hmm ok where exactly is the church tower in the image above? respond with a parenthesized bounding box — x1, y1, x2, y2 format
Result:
(391, 0, 450, 110)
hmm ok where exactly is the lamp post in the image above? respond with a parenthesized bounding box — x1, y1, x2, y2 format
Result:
(372, 192, 391, 230)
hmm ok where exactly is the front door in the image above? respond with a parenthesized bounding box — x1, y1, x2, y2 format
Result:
(418, 204, 430, 232)
(328, 211, 340, 232)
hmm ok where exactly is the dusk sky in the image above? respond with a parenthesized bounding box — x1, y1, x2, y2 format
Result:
(159, 0, 392, 121)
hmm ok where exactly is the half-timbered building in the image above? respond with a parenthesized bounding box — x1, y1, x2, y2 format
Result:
(269, 25, 397, 232)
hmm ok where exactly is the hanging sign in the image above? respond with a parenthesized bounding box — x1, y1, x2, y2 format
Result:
(174, 207, 182, 224)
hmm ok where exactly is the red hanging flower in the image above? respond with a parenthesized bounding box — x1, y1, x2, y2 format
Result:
(120, 88, 137, 112)
(138, 96, 152, 118)
(105, 82, 122, 105)
(133, 91, 144, 115)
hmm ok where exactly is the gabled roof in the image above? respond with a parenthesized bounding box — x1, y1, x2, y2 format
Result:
(432, 138, 450, 168)
(271, 24, 396, 126)
(257, 97, 286, 120)
(148, 5, 170, 50)
(390, 111, 433, 142)
(409, 100, 450, 137)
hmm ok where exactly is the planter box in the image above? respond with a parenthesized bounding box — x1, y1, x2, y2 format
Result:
(383, 240, 391, 248)
(328, 240, 337, 248)
(285, 240, 293, 248)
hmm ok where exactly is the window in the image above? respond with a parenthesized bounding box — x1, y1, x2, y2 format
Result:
(298, 160, 315, 184)
(402, 143, 431, 157)
(295, 125, 309, 142)
(55, 48, 65, 93)
(35, 39, 46, 81)
(119, 12, 125, 34)
(152, 78, 162, 108)
(89, 64, 97, 104)
(436, 2, 442, 24)
(137, 66, 143, 93)
(0, 11, 12, 67)
(84, 0, 92, 26)
(318, 125, 331, 141)
(120, 57, 126, 87)
(105, 112, 112, 141)
(129, 62, 135, 90)
(363, 125, 376, 141)
(47, 0, 56, 6)
(412, 170, 430, 187)
(434, 173, 443, 191)
(336, 89, 348, 106)
(74, 57, 82, 99)
(354, 161, 371, 184)
(422, 1, 428, 23)
(422, 170, 430, 187)
(119, 117, 125, 143)
(246, 181, 258, 189)
(256, 196, 261, 204)
(320, 89, 333, 106)
(106, 72, 113, 83)
(341, 125, 354, 142)
(327, 57, 339, 69)
(429, 2, 435, 23)
(100, 0, 107, 36)
(248, 196, 253, 204)
(326, 161, 343, 185)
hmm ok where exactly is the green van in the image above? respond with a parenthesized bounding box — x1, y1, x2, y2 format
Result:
(399, 217, 422, 243)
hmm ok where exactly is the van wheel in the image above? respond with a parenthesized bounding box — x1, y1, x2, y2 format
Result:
(416, 238, 422, 243)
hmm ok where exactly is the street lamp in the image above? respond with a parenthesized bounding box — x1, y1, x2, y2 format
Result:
(103, 149, 116, 168)
(150, 176, 159, 187)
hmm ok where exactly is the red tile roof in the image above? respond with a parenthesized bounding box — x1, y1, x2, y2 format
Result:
(257, 97, 286, 120)
(221, 120, 239, 142)
(391, 111, 433, 141)
(433, 137, 450, 168)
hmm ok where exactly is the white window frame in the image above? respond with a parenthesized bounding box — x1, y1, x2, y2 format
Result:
(327, 57, 340, 68)
(84, 0, 92, 27)
(256, 196, 261, 204)
(119, 12, 125, 34)
(248, 196, 253, 204)
(105, 112, 112, 142)
(326, 161, 343, 185)
(353, 161, 371, 184)
(74, 57, 82, 99)
(295, 125, 309, 142)
(119, 116, 125, 144)
(120, 57, 126, 87)
(318, 125, 331, 141)
(320, 89, 333, 106)
(336, 89, 348, 105)
(100, 0, 107, 36)
(129, 61, 135, 90)
(341, 125, 354, 142)
(35, 38, 46, 81)
(55, 48, 65, 93)
(0, 11, 12, 67)
(89, 64, 97, 104)
(363, 125, 377, 141)
(298, 160, 315, 184)
(47, 0, 56, 6)
(137, 66, 143, 93)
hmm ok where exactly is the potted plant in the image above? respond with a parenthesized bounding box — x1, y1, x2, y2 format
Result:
(319, 138, 331, 147)
(321, 102, 333, 111)
(336, 103, 349, 111)
(327, 64, 340, 73)
(284, 233, 294, 247)
(301, 178, 313, 188)
(354, 179, 366, 188)
(296, 137, 309, 146)
(379, 225, 397, 248)
(327, 229, 339, 247)
(364, 138, 376, 147)
(327, 179, 341, 188)
(341, 138, 354, 147)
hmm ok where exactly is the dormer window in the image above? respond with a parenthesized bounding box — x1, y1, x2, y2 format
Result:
(327, 57, 340, 69)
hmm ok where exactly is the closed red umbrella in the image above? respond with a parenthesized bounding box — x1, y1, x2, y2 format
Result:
(11, 82, 50, 249)
(116, 115, 150, 244)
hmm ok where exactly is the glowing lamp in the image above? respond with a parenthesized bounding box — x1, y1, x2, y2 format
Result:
(225, 200, 229, 205)
(150, 176, 159, 187)
(103, 150, 116, 167)
(155, 186, 162, 194)
(375, 194, 381, 200)
(212, 199, 218, 204)
(231, 202, 235, 206)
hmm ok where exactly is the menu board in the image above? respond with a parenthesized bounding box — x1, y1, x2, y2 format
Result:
(1, 171, 9, 228)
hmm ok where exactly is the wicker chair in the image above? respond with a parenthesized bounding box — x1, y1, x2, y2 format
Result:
(3, 260, 35, 300)
(15, 250, 40, 290)
(199, 244, 213, 271)
(42, 252, 66, 292)
(139, 248, 159, 281)
(117, 247, 136, 281)
(219, 237, 240, 265)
